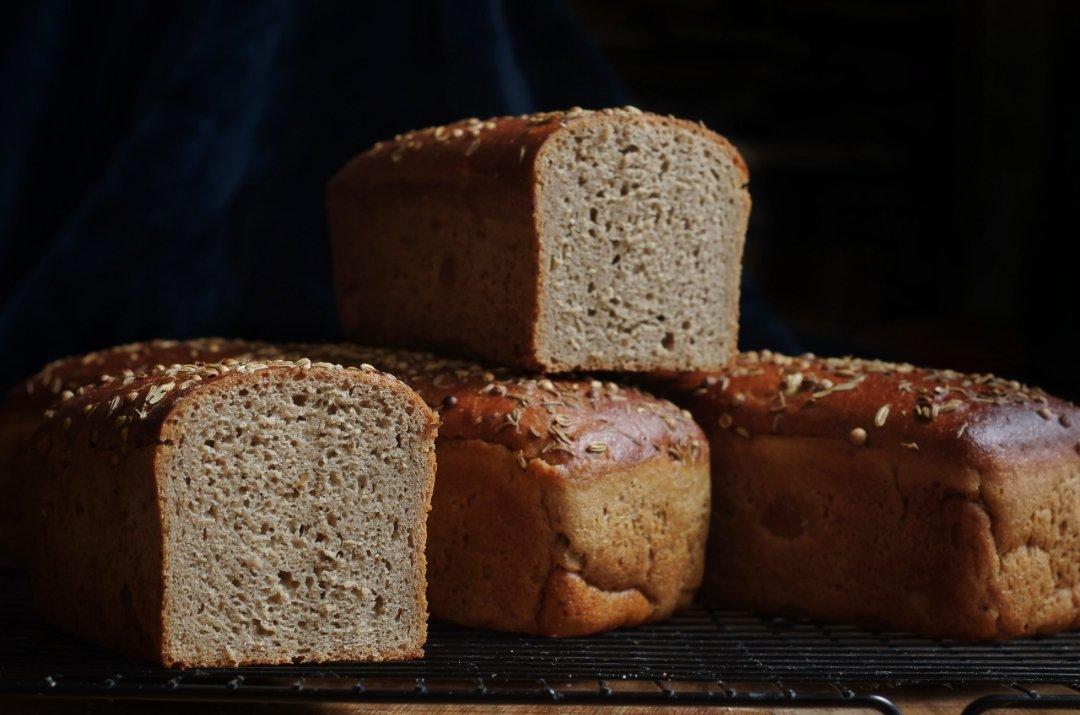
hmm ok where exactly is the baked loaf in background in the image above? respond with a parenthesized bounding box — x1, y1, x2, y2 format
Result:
(328, 107, 749, 373)
(650, 351, 1080, 640)
(0, 338, 276, 561)
(5, 339, 710, 637)
(26, 358, 437, 667)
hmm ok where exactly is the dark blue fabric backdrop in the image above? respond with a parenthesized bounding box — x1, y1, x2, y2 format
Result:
(0, 0, 797, 390)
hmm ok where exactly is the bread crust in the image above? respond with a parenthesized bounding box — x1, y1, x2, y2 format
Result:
(427, 440, 708, 636)
(27, 360, 436, 667)
(651, 351, 1080, 639)
(327, 107, 748, 371)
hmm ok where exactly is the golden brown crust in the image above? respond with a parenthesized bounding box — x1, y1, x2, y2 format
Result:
(328, 107, 747, 371)
(28, 360, 435, 667)
(649, 351, 1080, 639)
(655, 351, 1080, 466)
(9, 338, 272, 409)
(426, 440, 709, 636)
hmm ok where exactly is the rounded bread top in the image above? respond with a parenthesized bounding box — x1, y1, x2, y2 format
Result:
(662, 351, 1080, 466)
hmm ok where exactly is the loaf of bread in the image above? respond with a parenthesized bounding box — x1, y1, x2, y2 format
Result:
(327, 107, 750, 372)
(6, 339, 710, 636)
(26, 358, 437, 666)
(651, 351, 1080, 639)
(291, 344, 710, 636)
(0, 339, 273, 560)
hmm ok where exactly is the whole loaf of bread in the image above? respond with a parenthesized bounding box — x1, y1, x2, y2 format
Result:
(650, 351, 1080, 640)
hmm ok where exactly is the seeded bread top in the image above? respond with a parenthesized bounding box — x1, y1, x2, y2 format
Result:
(7, 338, 273, 416)
(284, 344, 706, 474)
(653, 351, 1080, 465)
(34, 359, 434, 458)
(332, 106, 748, 191)
(13, 339, 706, 475)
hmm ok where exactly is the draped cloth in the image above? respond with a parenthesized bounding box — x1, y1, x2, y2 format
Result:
(0, 0, 796, 388)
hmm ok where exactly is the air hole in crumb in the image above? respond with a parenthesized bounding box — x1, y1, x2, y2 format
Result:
(681, 320, 691, 330)
(611, 253, 621, 265)
(278, 570, 300, 592)
(292, 394, 307, 407)
(587, 282, 595, 293)
(588, 207, 598, 223)
(374, 595, 386, 615)
(662, 333, 675, 350)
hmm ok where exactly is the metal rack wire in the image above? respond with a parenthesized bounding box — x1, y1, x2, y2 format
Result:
(1, 570, 1078, 712)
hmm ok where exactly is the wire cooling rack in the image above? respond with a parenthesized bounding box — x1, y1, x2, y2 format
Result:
(1, 569, 1078, 713)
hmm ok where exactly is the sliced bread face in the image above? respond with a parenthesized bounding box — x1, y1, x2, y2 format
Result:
(29, 360, 437, 667)
(534, 110, 750, 372)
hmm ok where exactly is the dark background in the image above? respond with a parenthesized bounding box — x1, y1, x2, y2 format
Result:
(2, 1, 1077, 399)
(570, 0, 1080, 399)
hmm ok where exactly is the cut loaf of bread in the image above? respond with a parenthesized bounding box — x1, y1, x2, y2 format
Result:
(26, 359, 437, 666)
(328, 107, 750, 372)
(649, 352, 1080, 640)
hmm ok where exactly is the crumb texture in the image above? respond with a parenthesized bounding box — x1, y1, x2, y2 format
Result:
(536, 114, 748, 370)
(160, 369, 432, 666)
